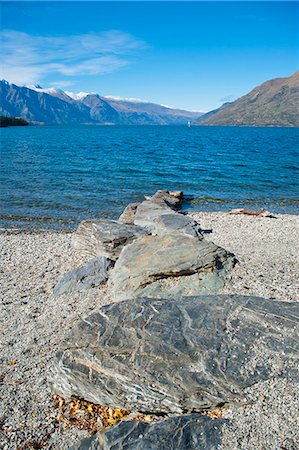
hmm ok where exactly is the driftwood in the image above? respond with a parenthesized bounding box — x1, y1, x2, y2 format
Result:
(229, 208, 277, 218)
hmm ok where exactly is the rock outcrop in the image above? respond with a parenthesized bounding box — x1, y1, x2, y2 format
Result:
(70, 415, 227, 450)
(53, 256, 112, 297)
(109, 235, 235, 300)
(50, 295, 299, 414)
(61, 190, 236, 302)
(118, 202, 140, 224)
(71, 219, 148, 260)
(145, 189, 183, 210)
(50, 191, 299, 449)
(133, 201, 202, 237)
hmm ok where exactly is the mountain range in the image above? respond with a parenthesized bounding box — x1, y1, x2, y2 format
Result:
(0, 80, 203, 126)
(1, 70, 298, 127)
(198, 70, 299, 127)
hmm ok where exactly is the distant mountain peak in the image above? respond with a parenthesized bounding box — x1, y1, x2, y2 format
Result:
(65, 91, 91, 100)
(0, 79, 203, 125)
(26, 84, 43, 89)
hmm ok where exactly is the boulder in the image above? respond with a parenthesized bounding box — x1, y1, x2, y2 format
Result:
(71, 219, 148, 260)
(133, 201, 174, 231)
(70, 415, 226, 450)
(133, 200, 202, 237)
(148, 213, 203, 238)
(118, 202, 140, 224)
(49, 295, 299, 414)
(109, 234, 235, 300)
(118, 190, 183, 225)
(146, 190, 183, 210)
(53, 256, 112, 297)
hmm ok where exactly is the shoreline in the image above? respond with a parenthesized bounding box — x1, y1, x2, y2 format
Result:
(0, 211, 298, 448)
(0, 209, 298, 235)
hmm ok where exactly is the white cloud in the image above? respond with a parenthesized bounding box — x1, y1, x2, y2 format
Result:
(49, 80, 74, 88)
(0, 29, 147, 85)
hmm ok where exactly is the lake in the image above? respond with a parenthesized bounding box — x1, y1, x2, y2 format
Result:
(1, 125, 298, 229)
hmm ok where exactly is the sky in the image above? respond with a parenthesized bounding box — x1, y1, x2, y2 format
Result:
(1, 1, 298, 111)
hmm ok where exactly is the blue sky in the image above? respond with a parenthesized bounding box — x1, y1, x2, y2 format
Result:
(1, 1, 298, 111)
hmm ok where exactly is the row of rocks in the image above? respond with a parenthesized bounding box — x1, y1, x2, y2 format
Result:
(49, 191, 299, 449)
(55, 190, 236, 301)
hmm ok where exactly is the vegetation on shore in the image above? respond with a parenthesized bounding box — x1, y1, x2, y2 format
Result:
(0, 116, 29, 127)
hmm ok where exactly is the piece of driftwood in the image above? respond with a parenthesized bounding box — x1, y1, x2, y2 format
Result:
(229, 208, 277, 218)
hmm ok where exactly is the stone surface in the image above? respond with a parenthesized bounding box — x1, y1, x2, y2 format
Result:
(146, 189, 183, 210)
(70, 415, 226, 450)
(149, 213, 203, 238)
(71, 219, 148, 260)
(133, 201, 175, 232)
(133, 198, 202, 237)
(50, 295, 299, 414)
(109, 234, 235, 300)
(118, 202, 140, 224)
(53, 256, 112, 297)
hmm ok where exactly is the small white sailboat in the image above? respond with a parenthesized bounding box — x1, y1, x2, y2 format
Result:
(188, 120, 191, 128)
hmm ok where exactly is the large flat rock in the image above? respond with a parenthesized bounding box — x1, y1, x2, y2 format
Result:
(71, 415, 226, 450)
(71, 219, 148, 260)
(50, 295, 299, 414)
(109, 234, 235, 300)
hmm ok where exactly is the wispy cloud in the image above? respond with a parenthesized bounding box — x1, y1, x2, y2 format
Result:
(219, 95, 235, 103)
(0, 29, 147, 85)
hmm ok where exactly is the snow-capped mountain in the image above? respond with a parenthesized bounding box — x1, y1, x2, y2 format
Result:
(0, 80, 203, 125)
(25, 85, 74, 103)
(65, 91, 91, 101)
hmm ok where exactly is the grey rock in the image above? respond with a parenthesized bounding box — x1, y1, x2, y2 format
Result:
(71, 219, 148, 260)
(133, 201, 174, 231)
(118, 202, 140, 224)
(118, 191, 184, 226)
(168, 190, 184, 198)
(133, 201, 202, 237)
(109, 234, 235, 300)
(149, 213, 203, 238)
(147, 190, 183, 210)
(53, 256, 112, 297)
(70, 415, 226, 450)
(49, 295, 299, 414)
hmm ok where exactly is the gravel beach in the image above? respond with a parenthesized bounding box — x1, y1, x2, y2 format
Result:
(0, 212, 298, 449)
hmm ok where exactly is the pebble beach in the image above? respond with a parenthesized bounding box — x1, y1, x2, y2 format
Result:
(0, 211, 298, 449)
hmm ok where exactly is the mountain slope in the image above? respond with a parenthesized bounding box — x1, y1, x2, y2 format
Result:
(199, 71, 299, 127)
(0, 80, 203, 125)
(0, 81, 89, 124)
(80, 94, 121, 123)
(104, 97, 202, 125)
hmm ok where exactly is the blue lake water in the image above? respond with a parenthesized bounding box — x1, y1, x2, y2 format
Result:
(0, 125, 298, 230)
